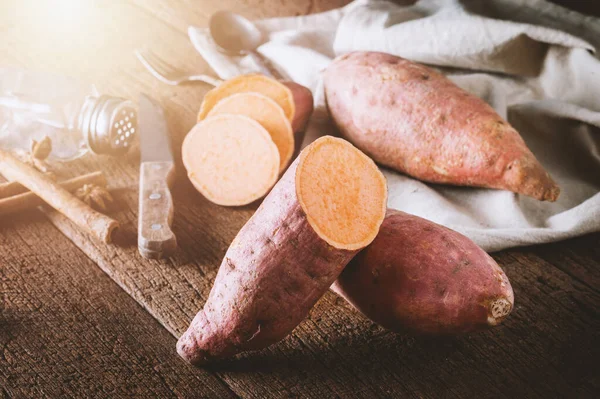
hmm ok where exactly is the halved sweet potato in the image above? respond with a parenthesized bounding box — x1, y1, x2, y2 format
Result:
(282, 81, 314, 140)
(177, 136, 387, 365)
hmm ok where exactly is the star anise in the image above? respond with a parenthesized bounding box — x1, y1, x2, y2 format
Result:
(75, 184, 114, 212)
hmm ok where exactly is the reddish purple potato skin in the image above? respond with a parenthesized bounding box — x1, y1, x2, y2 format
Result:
(331, 210, 514, 334)
(324, 51, 559, 201)
(177, 157, 357, 366)
(282, 81, 314, 135)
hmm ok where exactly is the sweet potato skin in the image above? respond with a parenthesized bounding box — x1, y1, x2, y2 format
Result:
(324, 51, 559, 201)
(177, 156, 357, 365)
(283, 81, 314, 158)
(283, 81, 314, 135)
(331, 209, 514, 334)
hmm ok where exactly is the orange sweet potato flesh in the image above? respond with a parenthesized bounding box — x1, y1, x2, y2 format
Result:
(182, 114, 280, 206)
(208, 92, 294, 172)
(177, 136, 387, 365)
(324, 51, 559, 201)
(331, 209, 514, 334)
(198, 74, 295, 123)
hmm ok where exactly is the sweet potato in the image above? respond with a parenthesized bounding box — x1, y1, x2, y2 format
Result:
(324, 51, 559, 201)
(331, 209, 514, 334)
(177, 136, 387, 365)
(282, 81, 314, 143)
(198, 74, 295, 123)
(207, 92, 294, 172)
(182, 114, 280, 206)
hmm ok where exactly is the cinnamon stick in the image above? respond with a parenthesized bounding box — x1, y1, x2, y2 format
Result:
(0, 171, 107, 217)
(0, 180, 28, 198)
(0, 149, 118, 243)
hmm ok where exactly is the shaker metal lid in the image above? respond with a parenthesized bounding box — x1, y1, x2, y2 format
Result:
(80, 95, 137, 156)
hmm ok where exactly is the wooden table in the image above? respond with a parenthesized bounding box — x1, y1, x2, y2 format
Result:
(1, 1, 598, 398)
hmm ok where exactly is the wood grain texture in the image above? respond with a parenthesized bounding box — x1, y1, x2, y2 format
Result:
(1, 0, 599, 398)
(0, 213, 235, 398)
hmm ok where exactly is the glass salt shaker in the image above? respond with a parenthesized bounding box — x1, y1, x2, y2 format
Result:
(0, 68, 137, 161)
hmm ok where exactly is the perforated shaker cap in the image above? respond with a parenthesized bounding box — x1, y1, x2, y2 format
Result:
(80, 95, 137, 156)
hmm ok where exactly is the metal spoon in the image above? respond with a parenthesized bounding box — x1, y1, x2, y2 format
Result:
(209, 11, 284, 79)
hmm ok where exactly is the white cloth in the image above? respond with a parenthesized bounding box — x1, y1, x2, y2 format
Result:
(189, 0, 600, 252)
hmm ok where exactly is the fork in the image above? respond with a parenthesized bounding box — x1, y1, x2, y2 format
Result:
(135, 48, 223, 87)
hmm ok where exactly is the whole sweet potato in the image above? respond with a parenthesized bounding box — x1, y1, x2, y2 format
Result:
(177, 136, 387, 365)
(331, 209, 514, 334)
(324, 51, 559, 201)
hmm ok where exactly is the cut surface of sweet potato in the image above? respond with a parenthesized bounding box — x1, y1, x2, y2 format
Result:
(198, 74, 295, 122)
(182, 114, 280, 206)
(176, 135, 387, 366)
(208, 92, 294, 172)
(297, 136, 387, 250)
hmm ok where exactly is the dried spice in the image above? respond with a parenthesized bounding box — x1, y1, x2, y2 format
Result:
(0, 148, 118, 243)
(75, 184, 114, 212)
(31, 136, 52, 160)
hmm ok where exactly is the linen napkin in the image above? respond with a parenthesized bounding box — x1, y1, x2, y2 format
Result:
(189, 0, 600, 252)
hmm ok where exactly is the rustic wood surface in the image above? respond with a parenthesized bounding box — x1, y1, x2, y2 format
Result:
(1, 0, 599, 398)
(0, 214, 236, 398)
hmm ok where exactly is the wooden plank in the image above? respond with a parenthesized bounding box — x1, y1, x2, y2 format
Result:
(0, 213, 236, 398)
(34, 192, 600, 398)
(2, 217, 599, 397)
(528, 234, 600, 292)
(1, 0, 599, 397)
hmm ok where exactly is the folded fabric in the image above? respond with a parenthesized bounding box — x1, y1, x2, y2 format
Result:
(189, 0, 600, 252)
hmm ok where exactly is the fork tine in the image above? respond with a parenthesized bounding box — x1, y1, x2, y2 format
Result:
(145, 50, 179, 78)
(136, 49, 165, 76)
(135, 48, 177, 84)
(140, 49, 168, 75)
(136, 47, 221, 87)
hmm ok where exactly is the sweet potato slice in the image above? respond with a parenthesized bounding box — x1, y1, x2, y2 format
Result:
(198, 74, 295, 123)
(182, 114, 280, 206)
(177, 136, 387, 365)
(324, 51, 559, 201)
(332, 209, 514, 334)
(208, 92, 294, 172)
